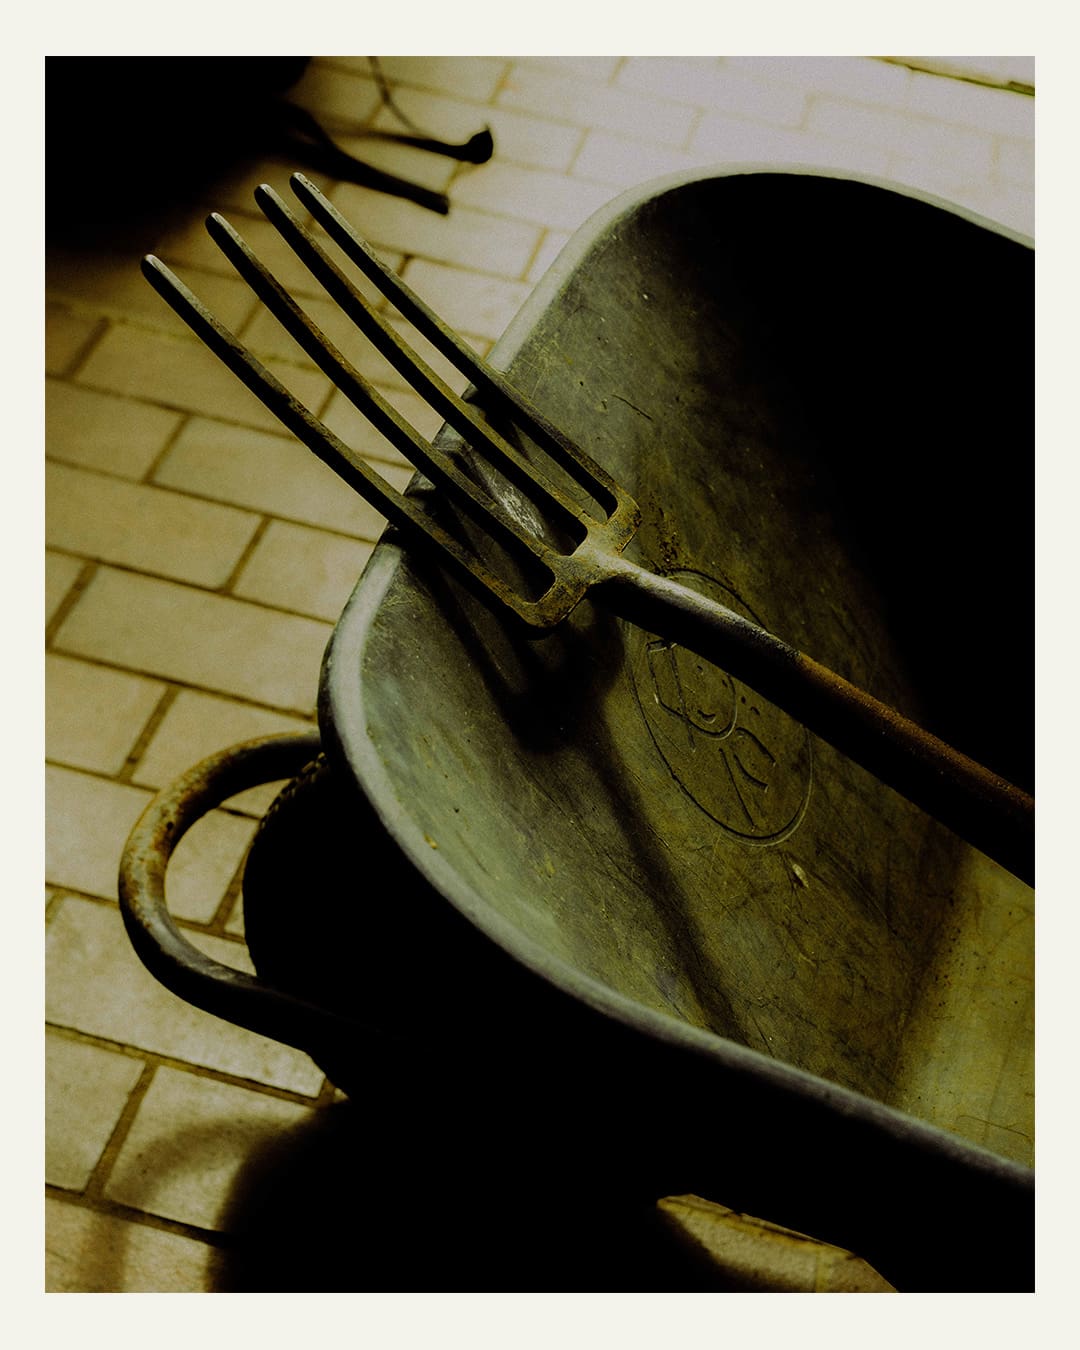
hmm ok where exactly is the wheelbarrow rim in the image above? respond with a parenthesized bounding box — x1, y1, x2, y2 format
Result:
(319, 162, 1034, 1194)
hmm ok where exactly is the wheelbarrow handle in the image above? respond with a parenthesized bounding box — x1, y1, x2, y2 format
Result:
(118, 732, 371, 1057)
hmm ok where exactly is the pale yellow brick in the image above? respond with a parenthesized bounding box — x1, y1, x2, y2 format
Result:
(723, 56, 912, 108)
(285, 60, 381, 131)
(806, 97, 995, 176)
(906, 70, 1034, 139)
(375, 55, 507, 104)
(572, 129, 702, 189)
(327, 181, 542, 278)
(398, 258, 532, 342)
(75, 323, 335, 435)
(153, 210, 404, 309)
(45, 897, 324, 1093)
(44, 763, 255, 920)
(251, 299, 483, 400)
(688, 117, 892, 178)
(232, 520, 374, 622)
(451, 160, 616, 233)
(131, 688, 312, 816)
(46, 379, 182, 480)
(154, 416, 411, 537)
(45, 460, 260, 588)
(905, 177, 1032, 238)
(234, 259, 451, 382)
(166, 807, 259, 925)
(498, 64, 697, 147)
(321, 383, 443, 466)
(45, 765, 152, 898)
(526, 231, 573, 287)
(884, 153, 998, 206)
(46, 653, 166, 776)
(997, 136, 1035, 186)
(105, 1066, 315, 1229)
(512, 56, 622, 83)
(46, 1034, 145, 1190)
(45, 550, 84, 627)
(52, 567, 332, 714)
(49, 248, 257, 334)
(616, 57, 808, 128)
(46, 1198, 223, 1292)
(383, 316, 485, 395)
(238, 291, 384, 372)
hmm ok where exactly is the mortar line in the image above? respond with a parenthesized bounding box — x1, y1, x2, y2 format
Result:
(44, 643, 320, 727)
(114, 686, 180, 785)
(142, 409, 193, 485)
(46, 1184, 233, 1251)
(220, 514, 273, 594)
(45, 1023, 329, 1107)
(44, 559, 99, 649)
(80, 1059, 159, 1204)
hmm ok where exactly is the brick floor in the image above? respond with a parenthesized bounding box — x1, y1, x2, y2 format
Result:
(44, 54, 1033, 1293)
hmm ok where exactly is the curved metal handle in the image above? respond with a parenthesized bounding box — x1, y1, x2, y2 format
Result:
(118, 732, 372, 1056)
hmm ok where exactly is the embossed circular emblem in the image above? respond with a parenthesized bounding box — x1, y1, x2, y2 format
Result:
(628, 570, 812, 844)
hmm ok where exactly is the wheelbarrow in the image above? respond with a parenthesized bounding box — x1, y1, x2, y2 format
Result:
(120, 166, 1034, 1292)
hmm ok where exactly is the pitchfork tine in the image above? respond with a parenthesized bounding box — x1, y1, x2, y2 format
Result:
(288, 171, 628, 516)
(139, 252, 571, 619)
(200, 211, 562, 574)
(250, 181, 615, 543)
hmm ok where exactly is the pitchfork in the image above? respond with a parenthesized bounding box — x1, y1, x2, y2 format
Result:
(141, 172, 1034, 885)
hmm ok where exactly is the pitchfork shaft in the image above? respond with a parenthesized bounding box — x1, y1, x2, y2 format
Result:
(594, 557, 1034, 885)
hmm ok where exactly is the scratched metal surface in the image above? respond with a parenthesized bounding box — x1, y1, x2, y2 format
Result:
(329, 172, 1033, 1167)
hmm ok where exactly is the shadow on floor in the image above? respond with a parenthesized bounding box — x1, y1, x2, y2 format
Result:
(210, 1097, 728, 1293)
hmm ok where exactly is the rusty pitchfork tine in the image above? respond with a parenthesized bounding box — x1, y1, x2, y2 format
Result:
(140, 180, 1034, 887)
(287, 171, 630, 517)
(140, 228, 608, 624)
(245, 182, 632, 551)
(200, 211, 567, 575)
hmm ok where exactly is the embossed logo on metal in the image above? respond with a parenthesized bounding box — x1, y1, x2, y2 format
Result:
(629, 569, 812, 844)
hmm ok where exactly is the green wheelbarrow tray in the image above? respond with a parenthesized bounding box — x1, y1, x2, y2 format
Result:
(120, 167, 1033, 1291)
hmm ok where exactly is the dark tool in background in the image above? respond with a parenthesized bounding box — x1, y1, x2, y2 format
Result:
(46, 56, 493, 240)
